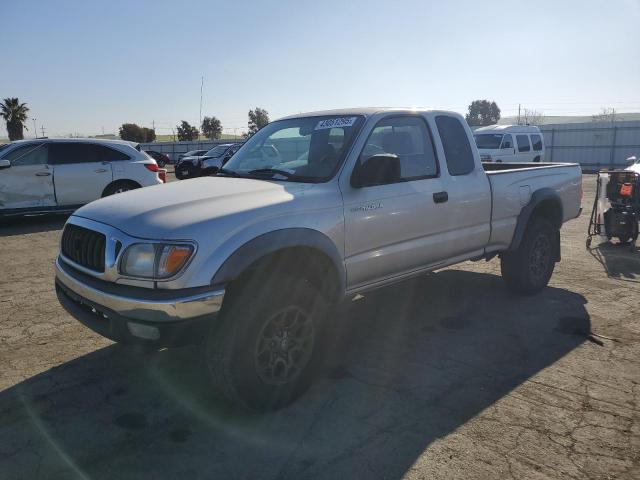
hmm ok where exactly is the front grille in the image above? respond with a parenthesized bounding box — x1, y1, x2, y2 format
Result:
(61, 224, 106, 273)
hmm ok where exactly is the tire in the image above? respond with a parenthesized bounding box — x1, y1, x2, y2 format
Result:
(501, 217, 558, 294)
(102, 181, 140, 197)
(204, 273, 329, 411)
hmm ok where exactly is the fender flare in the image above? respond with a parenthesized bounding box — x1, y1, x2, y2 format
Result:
(508, 188, 563, 254)
(210, 228, 346, 296)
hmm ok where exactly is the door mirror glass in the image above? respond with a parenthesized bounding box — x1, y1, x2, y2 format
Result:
(351, 154, 401, 187)
(0, 159, 10, 169)
(501, 142, 512, 149)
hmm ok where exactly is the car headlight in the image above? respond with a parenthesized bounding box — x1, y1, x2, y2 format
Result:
(120, 243, 194, 279)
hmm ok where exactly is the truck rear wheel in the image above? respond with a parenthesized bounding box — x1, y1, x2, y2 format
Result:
(501, 218, 557, 294)
(203, 274, 329, 411)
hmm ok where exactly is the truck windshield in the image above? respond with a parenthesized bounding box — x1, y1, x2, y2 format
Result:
(222, 115, 364, 182)
(474, 134, 503, 149)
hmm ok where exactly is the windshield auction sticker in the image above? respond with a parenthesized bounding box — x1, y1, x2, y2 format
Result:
(315, 117, 357, 130)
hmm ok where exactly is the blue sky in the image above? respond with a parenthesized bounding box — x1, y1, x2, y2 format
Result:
(1, 0, 639, 138)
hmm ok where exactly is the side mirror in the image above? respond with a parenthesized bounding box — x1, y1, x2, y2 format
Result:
(0, 159, 10, 170)
(502, 143, 511, 149)
(351, 154, 401, 188)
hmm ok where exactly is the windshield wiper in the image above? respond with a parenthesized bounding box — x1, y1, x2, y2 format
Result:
(217, 168, 241, 177)
(247, 168, 299, 179)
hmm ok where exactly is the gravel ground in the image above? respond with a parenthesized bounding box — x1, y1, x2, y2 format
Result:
(0, 173, 638, 480)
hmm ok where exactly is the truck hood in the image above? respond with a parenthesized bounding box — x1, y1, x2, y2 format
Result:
(73, 177, 311, 239)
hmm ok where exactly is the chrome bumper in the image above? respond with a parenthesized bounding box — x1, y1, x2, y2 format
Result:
(55, 257, 224, 323)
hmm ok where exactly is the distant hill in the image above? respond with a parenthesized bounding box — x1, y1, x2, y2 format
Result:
(498, 112, 640, 125)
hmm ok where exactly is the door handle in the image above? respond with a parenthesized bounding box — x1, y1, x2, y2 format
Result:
(433, 191, 448, 203)
(94, 168, 108, 173)
(35, 172, 51, 176)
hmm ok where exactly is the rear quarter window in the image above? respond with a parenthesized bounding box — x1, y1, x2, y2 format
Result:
(435, 115, 475, 176)
(96, 144, 130, 161)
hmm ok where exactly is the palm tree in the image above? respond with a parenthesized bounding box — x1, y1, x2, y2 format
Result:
(1, 98, 29, 141)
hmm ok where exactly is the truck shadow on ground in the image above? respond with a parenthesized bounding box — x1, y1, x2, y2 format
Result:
(0, 213, 68, 237)
(588, 240, 640, 282)
(0, 270, 590, 480)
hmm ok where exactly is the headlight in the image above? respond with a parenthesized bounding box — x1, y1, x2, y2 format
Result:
(120, 243, 194, 279)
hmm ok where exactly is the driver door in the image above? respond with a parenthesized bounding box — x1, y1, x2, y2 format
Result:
(342, 115, 450, 289)
(0, 143, 56, 210)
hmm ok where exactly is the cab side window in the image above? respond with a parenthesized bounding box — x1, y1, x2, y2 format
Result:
(501, 134, 513, 149)
(359, 116, 438, 182)
(516, 135, 531, 152)
(435, 115, 475, 176)
(3, 143, 47, 166)
(530, 134, 543, 151)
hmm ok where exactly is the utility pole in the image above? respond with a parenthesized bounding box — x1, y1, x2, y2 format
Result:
(517, 104, 521, 125)
(40, 125, 45, 137)
(32, 118, 37, 137)
(199, 76, 204, 136)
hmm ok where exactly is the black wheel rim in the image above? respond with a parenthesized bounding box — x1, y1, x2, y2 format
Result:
(529, 234, 551, 283)
(254, 306, 315, 385)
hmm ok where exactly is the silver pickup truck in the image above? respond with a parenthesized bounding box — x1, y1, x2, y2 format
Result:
(55, 108, 582, 410)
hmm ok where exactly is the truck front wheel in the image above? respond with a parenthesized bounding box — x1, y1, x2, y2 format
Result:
(501, 218, 558, 294)
(203, 274, 329, 411)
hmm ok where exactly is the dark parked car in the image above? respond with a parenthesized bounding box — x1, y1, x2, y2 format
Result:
(144, 150, 171, 168)
(175, 143, 242, 179)
(178, 150, 207, 161)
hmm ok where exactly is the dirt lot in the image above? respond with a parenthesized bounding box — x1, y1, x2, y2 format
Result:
(0, 174, 639, 479)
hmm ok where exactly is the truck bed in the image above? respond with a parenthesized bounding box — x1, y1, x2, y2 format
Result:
(484, 162, 582, 253)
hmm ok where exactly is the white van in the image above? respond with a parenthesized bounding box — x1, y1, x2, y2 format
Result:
(473, 125, 545, 163)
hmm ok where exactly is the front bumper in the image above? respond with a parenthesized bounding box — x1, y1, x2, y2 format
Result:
(55, 257, 225, 345)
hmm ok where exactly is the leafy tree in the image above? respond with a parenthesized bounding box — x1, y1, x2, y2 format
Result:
(201, 116, 223, 139)
(119, 123, 146, 142)
(465, 100, 501, 127)
(142, 127, 156, 142)
(1, 97, 29, 141)
(119, 124, 156, 142)
(176, 121, 199, 141)
(247, 107, 270, 136)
